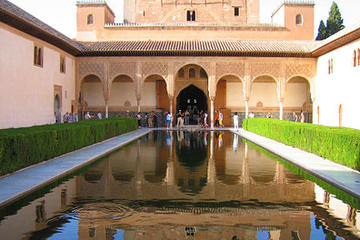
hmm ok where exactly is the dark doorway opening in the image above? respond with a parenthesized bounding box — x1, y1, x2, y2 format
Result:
(176, 85, 208, 124)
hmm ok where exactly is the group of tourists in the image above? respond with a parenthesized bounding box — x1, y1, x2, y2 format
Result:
(292, 110, 305, 123)
(84, 112, 102, 120)
(174, 109, 212, 128)
(136, 111, 158, 128)
(56, 112, 79, 123)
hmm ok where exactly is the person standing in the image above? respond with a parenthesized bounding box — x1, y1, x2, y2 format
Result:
(152, 111, 158, 128)
(215, 110, 219, 127)
(176, 110, 182, 128)
(166, 112, 172, 129)
(219, 110, 223, 127)
(97, 112, 102, 120)
(233, 112, 239, 129)
(148, 112, 153, 127)
(300, 110, 305, 123)
(136, 112, 142, 128)
(292, 112, 298, 122)
(184, 109, 190, 125)
(203, 112, 208, 127)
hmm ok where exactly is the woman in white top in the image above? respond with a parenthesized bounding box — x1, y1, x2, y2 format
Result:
(233, 112, 239, 129)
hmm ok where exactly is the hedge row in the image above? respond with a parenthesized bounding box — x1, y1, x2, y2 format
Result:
(0, 118, 138, 176)
(242, 118, 360, 170)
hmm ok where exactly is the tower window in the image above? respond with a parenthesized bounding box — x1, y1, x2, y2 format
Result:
(60, 55, 66, 73)
(178, 69, 185, 78)
(187, 10, 196, 21)
(234, 7, 239, 16)
(33, 45, 43, 67)
(189, 68, 195, 78)
(296, 14, 303, 25)
(87, 14, 94, 25)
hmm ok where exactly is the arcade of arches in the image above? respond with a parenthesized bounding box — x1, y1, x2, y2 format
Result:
(77, 57, 316, 126)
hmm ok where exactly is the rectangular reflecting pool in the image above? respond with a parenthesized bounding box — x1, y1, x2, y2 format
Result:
(0, 131, 359, 239)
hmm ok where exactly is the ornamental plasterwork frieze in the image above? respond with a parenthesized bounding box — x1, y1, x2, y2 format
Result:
(250, 63, 280, 81)
(174, 62, 211, 76)
(215, 62, 245, 82)
(285, 63, 316, 80)
(142, 62, 168, 80)
(109, 62, 136, 81)
(79, 62, 105, 82)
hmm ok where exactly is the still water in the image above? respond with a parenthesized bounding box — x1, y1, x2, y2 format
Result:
(0, 131, 359, 240)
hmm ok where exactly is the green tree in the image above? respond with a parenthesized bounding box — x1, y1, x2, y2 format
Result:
(316, 20, 328, 40)
(327, 1, 345, 36)
(315, 1, 345, 40)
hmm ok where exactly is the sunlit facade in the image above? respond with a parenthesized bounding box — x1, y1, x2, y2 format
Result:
(0, 0, 359, 129)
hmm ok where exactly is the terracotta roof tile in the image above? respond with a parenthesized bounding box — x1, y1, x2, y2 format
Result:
(79, 40, 318, 57)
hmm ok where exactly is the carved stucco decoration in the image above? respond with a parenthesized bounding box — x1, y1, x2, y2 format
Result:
(79, 62, 105, 82)
(110, 62, 136, 81)
(142, 62, 168, 80)
(215, 62, 245, 83)
(285, 63, 316, 80)
(250, 63, 281, 81)
(174, 62, 211, 76)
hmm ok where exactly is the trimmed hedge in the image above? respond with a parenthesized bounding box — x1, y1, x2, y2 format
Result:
(0, 118, 137, 176)
(242, 118, 360, 170)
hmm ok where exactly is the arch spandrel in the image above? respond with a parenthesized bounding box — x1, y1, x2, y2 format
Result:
(109, 62, 136, 81)
(79, 62, 105, 84)
(250, 63, 281, 81)
(215, 62, 245, 85)
(285, 63, 316, 81)
(142, 62, 168, 85)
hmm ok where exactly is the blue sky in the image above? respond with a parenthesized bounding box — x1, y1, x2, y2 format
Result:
(6, 0, 360, 39)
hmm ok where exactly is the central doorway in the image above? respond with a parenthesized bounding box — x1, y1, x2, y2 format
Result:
(176, 85, 208, 124)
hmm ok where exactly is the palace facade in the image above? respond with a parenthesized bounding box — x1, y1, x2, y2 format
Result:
(0, 0, 359, 129)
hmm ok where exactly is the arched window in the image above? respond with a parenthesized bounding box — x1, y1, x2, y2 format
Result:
(189, 68, 195, 78)
(178, 68, 185, 78)
(295, 14, 303, 25)
(186, 10, 196, 21)
(87, 14, 94, 25)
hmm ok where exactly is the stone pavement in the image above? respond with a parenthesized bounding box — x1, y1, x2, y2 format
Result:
(232, 129, 360, 199)
(0, 128, 151, 208)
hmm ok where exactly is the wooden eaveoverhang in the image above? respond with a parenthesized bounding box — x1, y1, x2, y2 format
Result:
(312, 24, 360, 57)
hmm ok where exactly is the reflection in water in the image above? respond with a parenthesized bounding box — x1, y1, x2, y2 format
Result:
(0, 131, 359, 240)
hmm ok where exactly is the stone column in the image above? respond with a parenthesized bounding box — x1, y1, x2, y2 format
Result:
(135, 62, 142, 113)
(207, 62, 216, 129)
(104, 62, 110, 118)
(245, 99, 249, 118)
(137, 98, 141, 113)
(105, 100, 109, 118)
(279, 99, 284, 120)
(167, 62, 175, 121)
